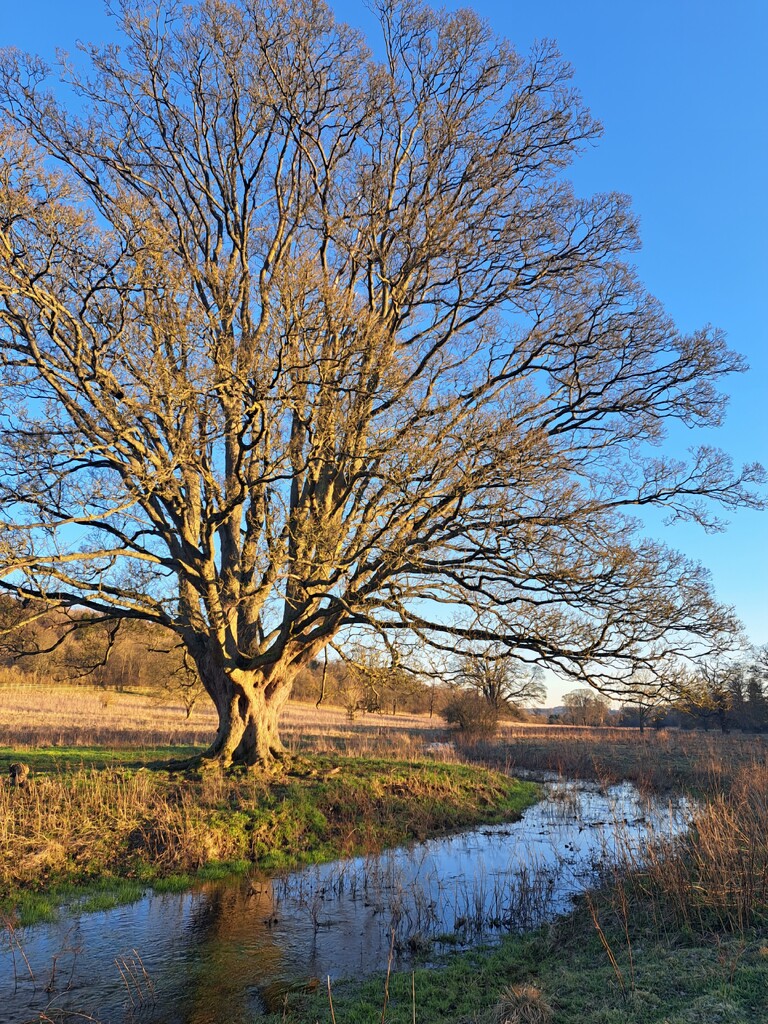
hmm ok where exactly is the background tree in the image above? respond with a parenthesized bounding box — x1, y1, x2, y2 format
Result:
(452, 646, 546, 724)
(331, 646, 426, 717)
(0, 0, 762, 767)
(684, 659, 745, 733)
(561, 689, 611, 727)
(744, 646, 768, 732)
(615, 665, 682, 732)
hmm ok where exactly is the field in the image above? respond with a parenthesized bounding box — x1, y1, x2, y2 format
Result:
(2, 682, 768, 1023)
(5, 678, 766, 788)
(0, 677, 444, 757)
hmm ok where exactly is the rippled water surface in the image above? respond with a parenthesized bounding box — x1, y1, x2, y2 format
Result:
(0, 781, 690, 1024)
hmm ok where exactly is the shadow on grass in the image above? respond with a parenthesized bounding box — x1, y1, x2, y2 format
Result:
(0, 743, 206, 774)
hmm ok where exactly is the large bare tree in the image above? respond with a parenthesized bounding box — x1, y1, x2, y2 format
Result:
(0, 0, 762, 766)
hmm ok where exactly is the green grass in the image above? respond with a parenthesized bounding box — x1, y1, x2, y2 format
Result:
(285, 925, 768, 1024)
(1, 877, 147, 925)
(0, 860, 255, 926)
(0, 743, 203, 772)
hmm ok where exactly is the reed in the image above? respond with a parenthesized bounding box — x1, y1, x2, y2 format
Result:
(603, 760, 768, 936)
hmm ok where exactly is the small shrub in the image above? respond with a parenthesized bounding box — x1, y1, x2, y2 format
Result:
(443, 690, 498, 737)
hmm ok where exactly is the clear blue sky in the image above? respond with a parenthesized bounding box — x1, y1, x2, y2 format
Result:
(3, 1, 766, 692)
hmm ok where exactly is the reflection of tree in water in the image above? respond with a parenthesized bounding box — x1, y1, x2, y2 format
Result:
(173, 880, 286, 1023)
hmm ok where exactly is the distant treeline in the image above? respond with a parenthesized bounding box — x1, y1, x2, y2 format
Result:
(0, 597, 443, 717)
(613, 648, 768, 733)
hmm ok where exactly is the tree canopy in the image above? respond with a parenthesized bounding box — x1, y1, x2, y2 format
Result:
(0, 0, 763, 765)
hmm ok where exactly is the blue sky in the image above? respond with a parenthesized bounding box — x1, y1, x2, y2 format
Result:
(3, 1, 766, 691)
(461, 0, 768, 657)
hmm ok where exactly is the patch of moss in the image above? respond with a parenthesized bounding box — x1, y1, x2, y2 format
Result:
(153, 874, 193, 893)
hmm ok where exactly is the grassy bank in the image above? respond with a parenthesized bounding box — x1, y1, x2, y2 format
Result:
(290, 925, 768, 1024)
(0, 751, 539, 923)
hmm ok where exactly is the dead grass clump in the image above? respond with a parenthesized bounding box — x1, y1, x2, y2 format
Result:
(0, 768, 163, 886)
(127, 808, 235, 870)
(668, 762, 768, 932)
(18, 839, 69, 880)
(0, 766, 266, 887)
(489, 984, 554, 1024)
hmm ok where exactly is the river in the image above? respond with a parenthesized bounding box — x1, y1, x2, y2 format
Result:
(0, 780, 690, 1024)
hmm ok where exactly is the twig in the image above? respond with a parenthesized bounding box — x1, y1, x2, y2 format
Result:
(381, 928, 395, 1024)
(2, 914, 35, 986)
(327, 975, 337, 1024)
(586, 894, 626, 1000)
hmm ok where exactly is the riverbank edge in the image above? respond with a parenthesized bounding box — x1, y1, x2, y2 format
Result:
(285, 916, 768, 1024)
(0, 751, 541, 926)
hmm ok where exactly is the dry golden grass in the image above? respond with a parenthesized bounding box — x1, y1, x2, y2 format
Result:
(612, 760, 768, 934)
(3, 678, 768, 791)
(0, 762, 285, 890)
(0, 678, 216, 749)
(0, 678, 447, 757)
(485, 720, 768, 793)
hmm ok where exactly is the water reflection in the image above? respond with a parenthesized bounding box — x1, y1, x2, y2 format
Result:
(0, 781, 690, 1024)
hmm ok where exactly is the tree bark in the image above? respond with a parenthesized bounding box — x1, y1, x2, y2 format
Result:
(191, 648, 294, 768)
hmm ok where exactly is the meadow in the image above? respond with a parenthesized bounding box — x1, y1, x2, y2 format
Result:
(2, 680, 768, 1023)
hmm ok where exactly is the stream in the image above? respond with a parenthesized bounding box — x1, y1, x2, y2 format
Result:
(0, 780, 691, 1024)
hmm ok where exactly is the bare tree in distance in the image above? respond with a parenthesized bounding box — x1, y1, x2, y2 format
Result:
(457, 648, 546, 717)
(611, 660, 686, 732)
(561, 689, 611, 727)
(0, 0, 763, 767)
(443, 647, 546, 735)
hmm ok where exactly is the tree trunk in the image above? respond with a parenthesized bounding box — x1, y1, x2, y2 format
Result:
(191, 647, 294, 768)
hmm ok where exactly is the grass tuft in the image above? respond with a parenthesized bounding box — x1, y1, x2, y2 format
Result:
(488, 984, 554, 1024)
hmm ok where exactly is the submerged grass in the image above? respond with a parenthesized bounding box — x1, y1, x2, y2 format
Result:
(0, 751, 538, 923)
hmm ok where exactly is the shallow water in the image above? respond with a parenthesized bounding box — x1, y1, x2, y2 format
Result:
(0, 781, 690, 1024)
